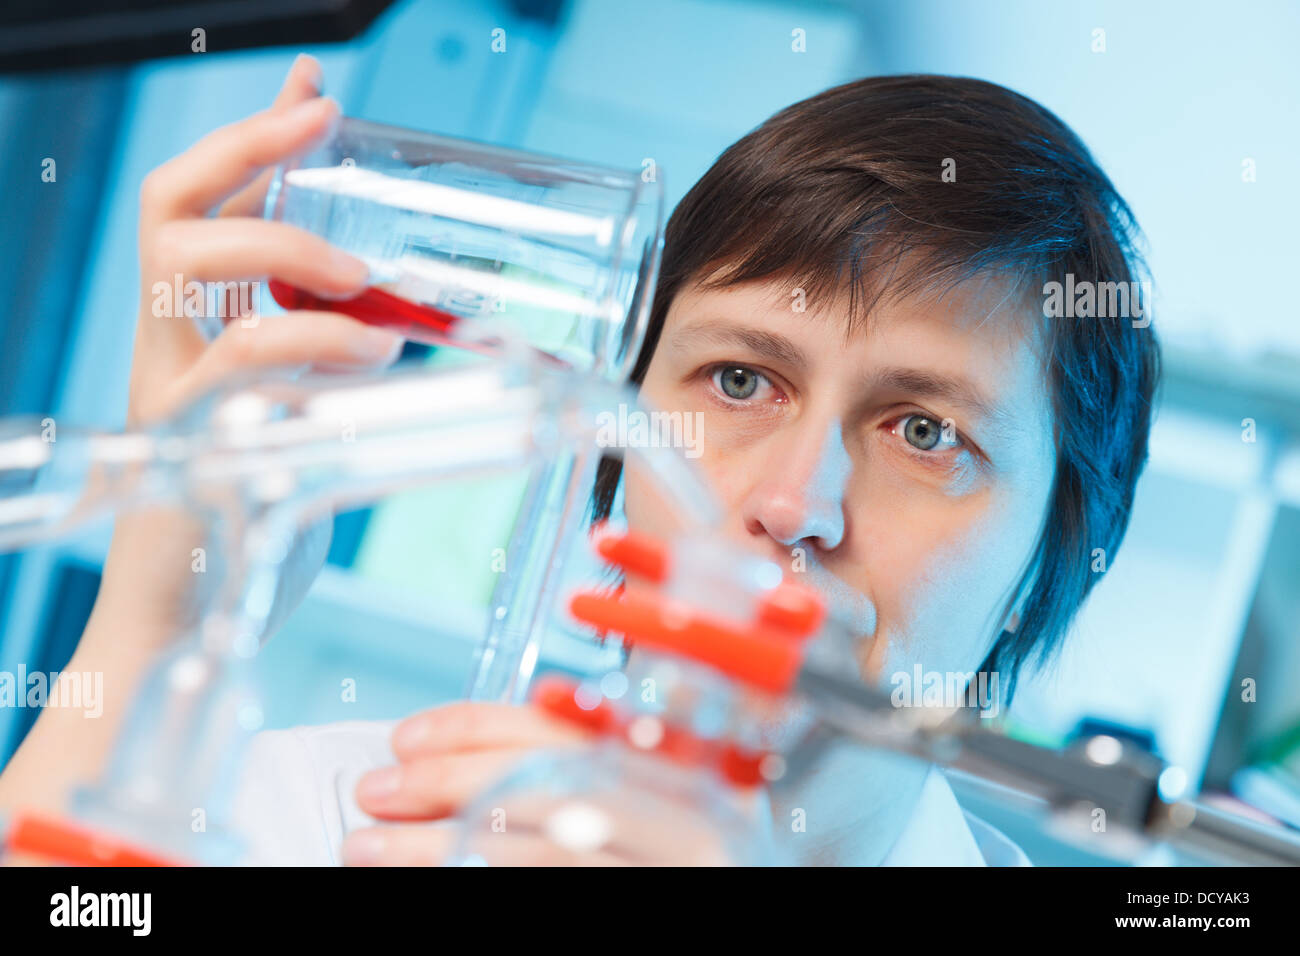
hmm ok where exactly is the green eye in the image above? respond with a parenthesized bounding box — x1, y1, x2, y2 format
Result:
(902, 415, 946, 451)
(717, 366, 760, 400)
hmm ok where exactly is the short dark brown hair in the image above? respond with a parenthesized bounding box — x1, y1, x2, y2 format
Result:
(594, 74, 1161, 705)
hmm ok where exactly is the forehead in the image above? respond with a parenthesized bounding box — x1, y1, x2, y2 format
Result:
(663, 272, 1050, 402)
(670, 267, 1040, 344)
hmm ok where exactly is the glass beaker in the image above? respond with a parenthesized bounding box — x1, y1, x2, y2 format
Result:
(444, 666, 792, 866)
(263, 117, 664, 381)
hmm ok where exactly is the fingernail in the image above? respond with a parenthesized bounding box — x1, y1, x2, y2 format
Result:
(342, 830, 386, 866)
(294, 53, 324, 95)
(353, 326, 405, 364)
(393, 718, 431, 754)
(358, 766, 402, 803)
(289, 94, 339, 125)
(327, 247, 370, 289)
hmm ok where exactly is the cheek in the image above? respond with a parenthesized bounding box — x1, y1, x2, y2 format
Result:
(637, 367, 756, 517)
(630, 443, 762, 550)
(874, 481, 1046, 676)
(623, 447, 742, 539)
(624, 466, 684, 539)
(697, 451, 753, 511)
(637, 363, 677, 413)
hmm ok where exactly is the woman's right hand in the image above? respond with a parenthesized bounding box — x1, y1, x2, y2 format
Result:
(0, 54, 409, 820)
(95, 53, 405, 656)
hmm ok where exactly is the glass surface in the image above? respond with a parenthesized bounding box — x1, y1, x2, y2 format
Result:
(265, 117, 664, 381)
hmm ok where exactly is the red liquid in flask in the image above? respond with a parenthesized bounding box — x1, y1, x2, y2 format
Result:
(267, 279, 461, 346)
(268, 279, 573, 370)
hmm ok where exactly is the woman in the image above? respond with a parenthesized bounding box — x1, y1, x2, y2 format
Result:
(0, 55, 1159, 866)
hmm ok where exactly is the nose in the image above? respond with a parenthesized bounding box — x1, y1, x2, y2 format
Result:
(741, 418, 850, 553)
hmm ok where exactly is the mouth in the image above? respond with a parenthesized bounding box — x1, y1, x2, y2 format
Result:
(799, 564, 876, 635)
(797, 563, 879, 681)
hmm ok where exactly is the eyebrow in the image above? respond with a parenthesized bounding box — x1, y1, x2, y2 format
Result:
(668, 320, 808, 370)
(867, 366, 1005, 427)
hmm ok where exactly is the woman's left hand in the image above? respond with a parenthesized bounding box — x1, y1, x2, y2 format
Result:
(341, 700, 743, 866)
(341, 701, 589, 865)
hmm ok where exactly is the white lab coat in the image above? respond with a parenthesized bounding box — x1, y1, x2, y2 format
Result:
(229, 720, 1032, 866)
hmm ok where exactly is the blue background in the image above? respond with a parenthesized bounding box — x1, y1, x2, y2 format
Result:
(2, 0, 1299, 863)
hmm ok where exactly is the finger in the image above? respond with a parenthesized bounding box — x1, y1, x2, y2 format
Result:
(355, 748, 549, 821)
(461, 787, 738, 864)
(390, 701, 591, 761)
(141, 94, 340, 227)
(341, 822, 457, 866)
(270, 52, 324, 111)
(130, 310, 402, 423)
(459, 831, 630, 867)
(219, 54, 325, 219)
(137, 219, 368, 365)
(194, 308, 402, 374)
(147, 218, 368, 295)
(341, 822, 628, 867)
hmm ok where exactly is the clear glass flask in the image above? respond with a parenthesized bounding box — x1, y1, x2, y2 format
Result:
(443, 530, 821, 866)
(445, 664, 792, 866)
(263, 117, 664, 381)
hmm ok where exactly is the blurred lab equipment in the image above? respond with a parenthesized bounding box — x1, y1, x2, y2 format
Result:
(446, 531, 821, 865)
(0, 339, 715, 863)
(521, 527, 1300, 867)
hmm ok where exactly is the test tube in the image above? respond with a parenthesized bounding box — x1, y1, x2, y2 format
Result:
(263, 117, 664, 381)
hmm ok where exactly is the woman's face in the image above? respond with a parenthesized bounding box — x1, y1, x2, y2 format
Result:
(623, 273, 1057, 685)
